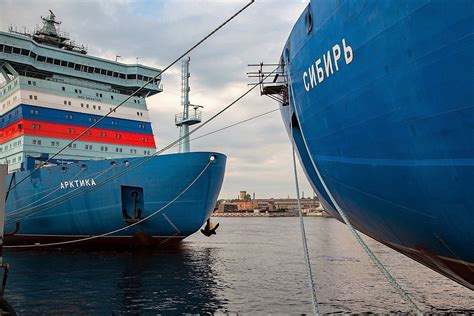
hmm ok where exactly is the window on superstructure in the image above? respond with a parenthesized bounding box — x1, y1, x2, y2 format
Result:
(21, 49, 30, 56)
(62, 87, 65, 91)
(33, 81, 36, 86)
(75, 89, 78, 93)
(100, 132, 106, 137)
(30, 52, 36, 59)
(106, 70, 112, 76)
(46, 58, 53, 64)
(61, 60, 67, 67)
(94, 68, 100, 74)
(68, 62, 74, 69)
(110, 95, 114, 100)
(88, 67, 94, 74)
(37, 140, 41, 145)
(33, 96, 37, 100)
(0, 45, 3, 52)
(127, 74, 136, 80)
(138, 75, 143, 80)
(119, 73, 125, 79)
(93, 105, 96, 110)
(79, 90, 82, 94)
(13, 47, 21, 54)
(29, 95, 33, 100)
(100, 69, 106, 75)
(85, 130, 91, 136)
(81, 103, 84, 107)
(37, 55, 45, 62)
(54, 59, 60, 65)
(86, 104, 89, 108)
(74, 64, 81, 71)
(98, 106, 101, 110)
(68, 101, 71, 106)
(113, 72, 119, 78)
(64, 101, 67, 105)
(33, 140, 37, 145)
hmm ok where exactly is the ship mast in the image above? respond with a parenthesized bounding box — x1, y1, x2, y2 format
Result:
(175, 57, 202, 153)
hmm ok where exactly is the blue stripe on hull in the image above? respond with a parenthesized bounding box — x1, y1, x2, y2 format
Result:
(5, 152, 226, 242)
(1, 104, 154, 134)
(282, 0, 474, 288)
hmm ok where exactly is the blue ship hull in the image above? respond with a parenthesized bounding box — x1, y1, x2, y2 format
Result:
(281, 0, 473, 289)
(4, 152, 226, 248)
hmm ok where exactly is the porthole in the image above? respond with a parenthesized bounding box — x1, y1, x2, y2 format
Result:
(306, 7, 313, 34)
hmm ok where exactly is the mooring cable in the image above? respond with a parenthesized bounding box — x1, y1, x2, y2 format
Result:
(287, 72, 423, 315)
(291, 140, 320, 315)
(4, 160, 212, 248)
(7, 0, 255, 194)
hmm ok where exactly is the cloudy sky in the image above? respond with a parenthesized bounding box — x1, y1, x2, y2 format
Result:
(0, 0, 315, 199)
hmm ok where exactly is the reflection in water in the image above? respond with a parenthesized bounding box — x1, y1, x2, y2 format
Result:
(5, 246, 224, 314)
(3, 218, 474, 314)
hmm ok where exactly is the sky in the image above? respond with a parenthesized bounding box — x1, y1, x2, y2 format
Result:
(0, 0, 314, 199)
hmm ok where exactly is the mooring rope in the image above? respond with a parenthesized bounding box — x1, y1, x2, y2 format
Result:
(287, 71, 423, 315)
(7, 0, 255, 194)
(4, 160, 211, 248)
(291, 141, 320, 315)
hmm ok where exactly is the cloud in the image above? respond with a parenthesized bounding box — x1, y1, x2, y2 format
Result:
(0, 0, 314, 199)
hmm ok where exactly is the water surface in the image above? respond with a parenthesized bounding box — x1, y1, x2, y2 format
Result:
(4, 217, 473, 314)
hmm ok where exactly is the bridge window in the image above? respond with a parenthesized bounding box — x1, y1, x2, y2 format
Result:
(101, 69, 106, 75)
(30, 51, 36, 59)
(21, 49, 30, 56)
(61, 60, 68, 67)
(68, 62, 75, 69)
(46, 57, 53, 64)
(127, 74, 136, 80)
(37, 55, 45, 62)
(13, 47, 21, 54)
(54, 59, 61, 65)
(4, 46, 12, 54)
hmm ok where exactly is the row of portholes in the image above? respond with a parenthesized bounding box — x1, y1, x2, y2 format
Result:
(62, 159, 131, 173)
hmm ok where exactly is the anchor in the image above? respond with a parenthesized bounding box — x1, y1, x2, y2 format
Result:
(200, 219, 219, 237)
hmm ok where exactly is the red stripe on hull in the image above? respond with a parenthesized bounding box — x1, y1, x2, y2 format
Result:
(0, 119, 156, 148)
(5, 232, 184, 250)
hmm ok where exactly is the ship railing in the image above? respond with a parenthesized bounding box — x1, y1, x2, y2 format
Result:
(175, 109, 202, 126)
(247, 62, 288, 104)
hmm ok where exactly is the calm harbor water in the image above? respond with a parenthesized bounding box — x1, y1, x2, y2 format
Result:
(4, 217, 473, 314)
